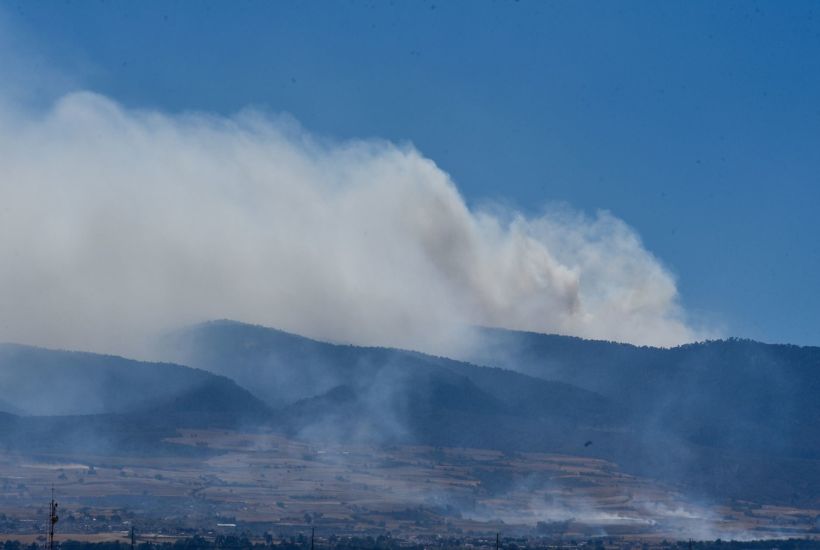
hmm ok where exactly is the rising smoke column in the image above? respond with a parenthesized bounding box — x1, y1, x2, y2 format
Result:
(0, 91, 700, 357)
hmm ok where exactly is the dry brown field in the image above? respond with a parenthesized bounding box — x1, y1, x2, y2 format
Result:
(1, 429, 818, 542)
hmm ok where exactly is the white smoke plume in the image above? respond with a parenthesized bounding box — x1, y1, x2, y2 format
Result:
(0, 91, 700, 357)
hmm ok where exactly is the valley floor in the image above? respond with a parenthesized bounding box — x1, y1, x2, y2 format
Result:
(1, 430, 819, 543)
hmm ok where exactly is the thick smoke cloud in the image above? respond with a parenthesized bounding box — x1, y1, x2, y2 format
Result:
(0, 91, 700, 357)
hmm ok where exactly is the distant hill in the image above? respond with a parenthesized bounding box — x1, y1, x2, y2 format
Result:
(277, 362, 617, 454)
(161, 321, 621, 441)
(161, 320, 820, 506)
(160, 320, 390, 408)
(0, 343, 232, 416)
(162, 320, 614, 416)
(0, 344, 271, 454)
(465, 328, 820, 459)
(4, 321, 820, 506)
(0, 397, 21, 415)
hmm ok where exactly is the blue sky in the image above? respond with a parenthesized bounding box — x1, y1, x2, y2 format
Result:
(3, 1, 819, 346)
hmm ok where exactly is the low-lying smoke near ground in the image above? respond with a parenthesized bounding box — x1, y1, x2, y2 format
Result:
(3, 324, 820, 541)
(0, 88, 701, 357)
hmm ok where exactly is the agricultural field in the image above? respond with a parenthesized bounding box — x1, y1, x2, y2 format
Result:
(1, 429, 819, 543)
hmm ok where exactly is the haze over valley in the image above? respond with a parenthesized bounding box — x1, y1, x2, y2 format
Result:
(1, 321, 819, 541)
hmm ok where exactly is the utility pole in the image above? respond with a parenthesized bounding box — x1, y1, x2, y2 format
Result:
(310, 527, 314, 550)
(495, 532, 499, 550)
(130, 526, 136, 550)
(48, 487, 59, 550)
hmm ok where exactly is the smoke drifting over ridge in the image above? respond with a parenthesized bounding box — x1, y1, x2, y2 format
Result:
(0, 91, 700, 356)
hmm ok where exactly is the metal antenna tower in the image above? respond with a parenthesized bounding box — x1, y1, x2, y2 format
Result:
(48, 487, 59, 550)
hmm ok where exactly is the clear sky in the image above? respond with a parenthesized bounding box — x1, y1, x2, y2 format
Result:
(3, 1, 819, 346)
